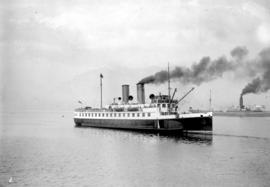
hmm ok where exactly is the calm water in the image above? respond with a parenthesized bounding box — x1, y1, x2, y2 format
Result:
(1, 111, 270, 187)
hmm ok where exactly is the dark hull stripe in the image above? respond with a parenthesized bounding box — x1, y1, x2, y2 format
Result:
(74, 117, 212, 131)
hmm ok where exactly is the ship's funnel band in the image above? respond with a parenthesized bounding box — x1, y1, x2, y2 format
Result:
(122, 85, 130, 104)
(137, 83, 145, 104)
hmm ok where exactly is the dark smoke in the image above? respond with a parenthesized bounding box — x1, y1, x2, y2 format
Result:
(241, 77, 262, 95)
(231, 46, 248, 60)
(139, 45, 270, 97)
(241, 47, 270, 95)
(139, 46, 244, 85)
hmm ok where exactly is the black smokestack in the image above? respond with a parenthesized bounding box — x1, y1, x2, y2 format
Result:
(239, 94, 244, 109)
(122, 84, 129, 104)
(137, 83, 145, 104)
(241, 47, 270, 96)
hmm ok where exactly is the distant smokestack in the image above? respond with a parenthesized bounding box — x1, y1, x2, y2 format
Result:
(239, 94, 244, 109)
(122, 85, 129, 104)
(137, 83, 145, 104)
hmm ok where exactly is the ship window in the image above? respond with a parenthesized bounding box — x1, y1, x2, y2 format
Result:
(110, 113, 112, 117)
(148, 113, 151, 117)
(137, 113, 140, 117)
(118, 113, 121, 117)
(127, 113, 130, 117)
(157, 104, 160, 107)
(106, 113, 108, 117)
(98, 113, 101, 117)
(123, 113, 125, 117)
(162, 104, 166, 108)
(114, 113, 116, 117)
(132, 113, 135, 117)
(142, 113, 145, 117)
(102, 113, 104, 117)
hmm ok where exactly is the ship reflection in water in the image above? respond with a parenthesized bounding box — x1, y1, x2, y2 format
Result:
(141, 132, 213, 145)
(76, 126, 213, 145)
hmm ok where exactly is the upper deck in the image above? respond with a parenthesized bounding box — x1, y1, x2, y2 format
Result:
(75, 94, 178, 115)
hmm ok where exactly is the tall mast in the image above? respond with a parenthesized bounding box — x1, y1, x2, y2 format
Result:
(168, 62, 171, 99)
(100, 73, 103, 108)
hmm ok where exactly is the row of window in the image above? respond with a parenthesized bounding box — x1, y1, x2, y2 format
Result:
(156, 103, 175, 108)
(78, 112, 151, 118)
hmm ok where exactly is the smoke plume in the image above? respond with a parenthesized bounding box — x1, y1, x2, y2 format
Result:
(241, 47, 270, 95)
(139, 46, 247, 85)
(139, 45, 270, 96)
(231, 46, 249, 60)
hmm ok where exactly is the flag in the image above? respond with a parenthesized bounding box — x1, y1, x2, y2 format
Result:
(100, 73, 103, 78)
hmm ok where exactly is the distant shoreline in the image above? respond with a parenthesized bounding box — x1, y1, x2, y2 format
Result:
(214, 111, 270, 117)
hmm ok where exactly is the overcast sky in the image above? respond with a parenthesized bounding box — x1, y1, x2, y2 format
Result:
(1, 0, 270, 111)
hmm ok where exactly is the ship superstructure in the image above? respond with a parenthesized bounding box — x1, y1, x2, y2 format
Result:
(74, 82, 212, 132)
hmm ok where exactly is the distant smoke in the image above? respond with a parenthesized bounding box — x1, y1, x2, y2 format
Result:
(231, 46, 248, 60)
(139, 46, 246, 85)
(241, 77, 262, 95)
(241, 47, 270, 95)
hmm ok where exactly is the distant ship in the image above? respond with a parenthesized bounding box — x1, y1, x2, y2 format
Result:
(74, 72, 212, 132)
(214, 94, 270, 117)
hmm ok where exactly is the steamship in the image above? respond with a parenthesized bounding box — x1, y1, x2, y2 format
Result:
(74, 81, 213, 132)
(214, 94, 270, 117)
